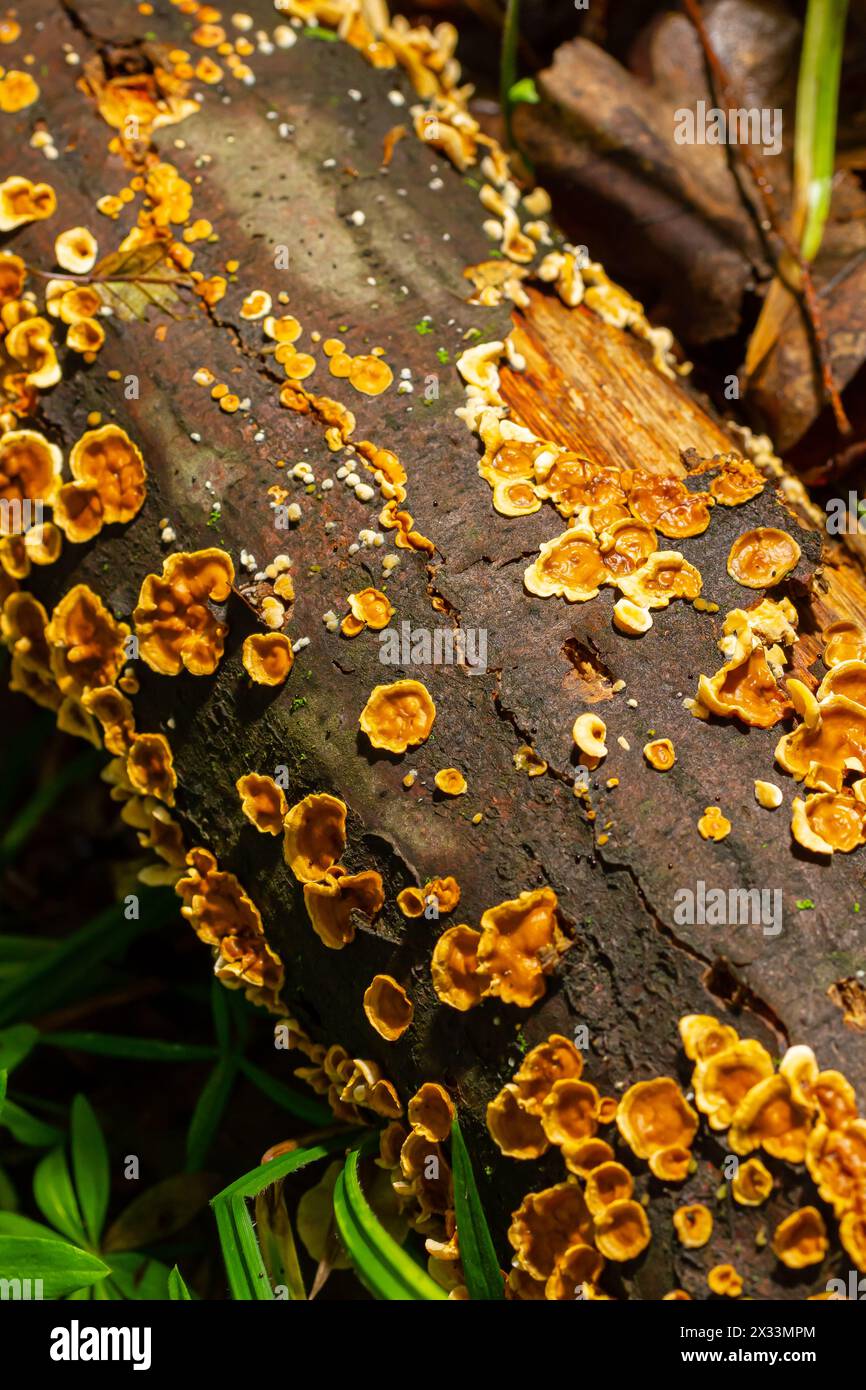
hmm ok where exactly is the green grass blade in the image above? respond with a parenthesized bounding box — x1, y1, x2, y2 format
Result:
(40, 1031, 217, 1062)
(0, 749, 101, 869)
(70, 1095, 110, 1246)
(794, 0, 849, 261)
(450, 1118, 504, 1300)
(0, 935, 56, 963)
(0, 1235, 109, 1298)
(333, 1146, 447, 1301)
(239, 1058, 334, 1126)
(168, 1264, 193, 1300)
(211, 1132, 361, 1300)
(34, 1147, 88, 1246)
(185, 1056, 239, 1172)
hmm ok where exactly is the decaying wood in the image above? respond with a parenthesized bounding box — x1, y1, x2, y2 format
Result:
(7, 0, 866, 1297)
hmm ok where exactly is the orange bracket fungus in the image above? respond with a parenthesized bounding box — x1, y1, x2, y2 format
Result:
(727, 527, 801, 588)
(0, 176, 56, 232)
(584, 1161, 634, 1215)
(508, 1183, 594, 1282)
(540, 1078, 600, 1146)
(731, 1157, 774, 1206)
(616, 551, 702, 609)
(346, 586, 394, 631)
(593, 1199, 651, 1262)
(176, 848, 284, 1013)
(513, 1034, 584, 1113)
(697, 806, 732, 841)
(303, 869, 385, 950)
(772, 1207, 828, 1269)
(363, 974, 414, 1041)
(237, 773, 288, 836)
(487, 1084, 550, 1159)
(408, 1083, 455, 1143)
(242, 632, 294, 686)
(433, 767, 467, 796)
(54, 424, 147, 542)
(643, 738, 676, 771)
(617, 1078, 698, 1161)
(126, 732, 177, 806)
(476, 887, 571, 1008)
(44, 583, 130, 697)
(283, 792, 347, 882)
(55, 227, 99, 275)
(430, 924, 485, 1011)
(674, 1203, 713, 1248)
(572, 712, 608, 764)
(0, 430, 63, 524)
(359, 679, 436, 753)
(707, 1264, 743, 1297)
(134, 549, 234, 676)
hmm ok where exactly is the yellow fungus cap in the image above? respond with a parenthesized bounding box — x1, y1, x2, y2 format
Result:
(283, 792, 347, 883)
(434, 767, 467, 796)
(673, 1203, 712, 1248)
(242, 632, 294, 686)
(363, 974, 413, 1041)
(134, 550, 233, 676)
(727, 527, 801, 588)
(616, 1077, 698, 1158)
(430, 924, 485, 1011)
(236, 773, 288, 836)
(487, 1084, 549, 1159)
(359, 679, 435, 753)
(594, 1199, 651, 1261)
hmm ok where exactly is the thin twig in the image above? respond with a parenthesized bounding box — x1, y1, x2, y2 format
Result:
(682, 0, 851, 435)
(25, 264, 193, 288)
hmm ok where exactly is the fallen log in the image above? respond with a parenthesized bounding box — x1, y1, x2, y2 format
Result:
(3, 0, 866, 1299)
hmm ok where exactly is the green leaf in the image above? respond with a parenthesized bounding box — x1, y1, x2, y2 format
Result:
(303, 24, 340, 40)
(185, 1056, 238, 1172)
(450, 1118, 504, 1300)
(70, 1096, 110, 1246)
(333, 1146, 447, 1300)
(102, 1172, 216, 1254)
(0, 1025, 39, 1073)
(211, 1132, 361, 1300)
(239, 1058, 333, 1126)
(168, 1264, 193, 1300)
(255, 1182, 306, 1301)
(0, 1212, 67, 1241)
(33, 1147, 88, 1246)
(508, 76, 539, 107)
(91, 239, 186, 323)
(40, 1031, 217, 1063)
(0, 1236, 108, 1298)
(794, 0, 849, 261)
(0, 891, 177, 1029)
(0, 1099, 64, 1148)
(0, 1163, 17, 1212)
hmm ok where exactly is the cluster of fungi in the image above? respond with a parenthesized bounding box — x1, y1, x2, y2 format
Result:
(1, 0, 865, 1300)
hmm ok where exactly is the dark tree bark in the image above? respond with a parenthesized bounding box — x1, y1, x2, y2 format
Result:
(6, 0, 866, 1298)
